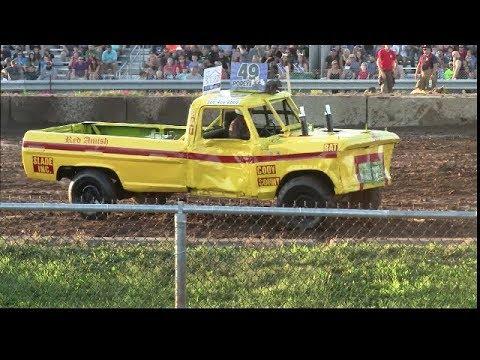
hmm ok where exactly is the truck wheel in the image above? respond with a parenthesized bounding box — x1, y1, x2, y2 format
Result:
(349, 188, 381, 209)
(68, 169, 117, 220)
(276, 175, 334, 230)
(133, 194, 167, 205)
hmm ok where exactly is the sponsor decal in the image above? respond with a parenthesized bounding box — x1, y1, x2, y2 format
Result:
(230, 62, 268, 92)
(32, 156, 54, 174)
(65, 136, 108, 145)
(203, 66, 222, 93)
(354, 153, 385, 189)
(257, 177, 280, 187)
(206, 97, 242, 105)
(256, 164, 276, 176)
(324, 143, 338, 152)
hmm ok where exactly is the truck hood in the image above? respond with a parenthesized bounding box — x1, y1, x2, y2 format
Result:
(266, 128, 400, 152)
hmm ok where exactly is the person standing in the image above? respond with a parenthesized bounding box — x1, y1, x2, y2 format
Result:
(376, 45, 397, 93)
(452, 51, 469, 79)
(415, 45, 438, 90)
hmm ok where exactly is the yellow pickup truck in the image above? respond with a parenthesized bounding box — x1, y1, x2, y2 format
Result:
(22, 89, 400, 225)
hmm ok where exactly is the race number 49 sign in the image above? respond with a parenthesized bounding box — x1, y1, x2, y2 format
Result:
(203, 66, 222, 93)
(230, 62, 268, 92)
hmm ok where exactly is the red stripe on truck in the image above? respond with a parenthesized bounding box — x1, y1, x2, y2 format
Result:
(22, 141, 337, 164)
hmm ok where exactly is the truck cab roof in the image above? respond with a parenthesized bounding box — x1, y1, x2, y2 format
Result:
(192, 90, 292, 109)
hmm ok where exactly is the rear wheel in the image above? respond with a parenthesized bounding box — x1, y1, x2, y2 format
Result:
(68, 169, 117, 220)
(276, 175, 335, 230)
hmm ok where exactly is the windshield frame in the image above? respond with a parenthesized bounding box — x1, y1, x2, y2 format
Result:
(248, 98, 302, 136)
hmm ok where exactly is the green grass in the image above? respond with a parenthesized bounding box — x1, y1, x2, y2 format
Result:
(0, 242, 476, 308)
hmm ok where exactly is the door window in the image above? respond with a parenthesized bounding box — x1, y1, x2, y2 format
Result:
(201, 107, 250, 140)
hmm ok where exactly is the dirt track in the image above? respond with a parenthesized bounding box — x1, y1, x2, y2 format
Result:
(0, 125, 477, 242)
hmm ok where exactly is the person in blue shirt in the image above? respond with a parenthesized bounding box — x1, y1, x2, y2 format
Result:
(101, 45, 118, 78)
(16, 51, 28, 66)
(366, 54, 377, 78)
(37, 54, 52, 73)
(465, 49, 476, 72)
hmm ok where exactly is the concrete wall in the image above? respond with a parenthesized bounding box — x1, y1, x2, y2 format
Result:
(0, 95, 10, 132)
(6, 96, 126, 128)
(1, 94, 477, 130)
(292, 94, 367, 127)
(126, 96, 195, 125)
(367, 95, 477, 127)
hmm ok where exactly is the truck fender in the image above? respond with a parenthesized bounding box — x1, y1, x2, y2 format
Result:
(275, 170, 336, 197)
(57, 165, 122, 188)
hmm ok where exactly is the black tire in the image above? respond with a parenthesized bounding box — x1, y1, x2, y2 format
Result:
(349, 188, 381, 209)
(68, 169, 117, 220)
(133, 194, 167, 205)
(276, 175, 334, 230)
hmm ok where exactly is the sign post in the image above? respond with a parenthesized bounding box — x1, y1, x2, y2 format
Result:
(285, 65, 291, 93)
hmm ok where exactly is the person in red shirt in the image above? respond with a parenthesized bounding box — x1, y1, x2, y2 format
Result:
(165, 45, 180, 53)
(415, 45, 438, 91)
(163, 57, 178, 78)
(357, 62, 370, 79)
(176, 55, 188, 72)
(376, 45, 397, 93)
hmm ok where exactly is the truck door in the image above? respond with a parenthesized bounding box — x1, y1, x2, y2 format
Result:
(187, 106, 258, 198)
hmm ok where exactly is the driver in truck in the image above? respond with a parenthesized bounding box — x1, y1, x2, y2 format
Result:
(228, 109, 250, 140)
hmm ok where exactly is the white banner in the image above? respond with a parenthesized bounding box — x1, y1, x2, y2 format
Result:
(202, 66, 222, 93)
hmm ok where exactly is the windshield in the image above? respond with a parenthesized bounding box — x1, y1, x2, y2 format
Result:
(269, 99, 301, 127)
(248, 99, 301, 137)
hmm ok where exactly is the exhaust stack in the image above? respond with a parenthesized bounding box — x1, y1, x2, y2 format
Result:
(324, 104, 334, 133)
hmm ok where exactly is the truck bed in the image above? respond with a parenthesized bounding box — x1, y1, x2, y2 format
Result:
(41, 122, 187, 140)
(22, 121, 190, 193)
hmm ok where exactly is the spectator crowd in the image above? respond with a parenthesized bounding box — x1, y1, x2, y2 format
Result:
(1, 44, 477, 85)
(138, 45, 310, 80)
(0, 45, 311, 81)
(323, 45, 477, 81)
(1, 45, 124, 81)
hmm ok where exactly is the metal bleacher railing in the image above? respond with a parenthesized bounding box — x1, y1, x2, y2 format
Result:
(1, 79, 477, 91)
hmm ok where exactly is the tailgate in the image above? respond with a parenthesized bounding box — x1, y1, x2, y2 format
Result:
(337, 130, 400, 194)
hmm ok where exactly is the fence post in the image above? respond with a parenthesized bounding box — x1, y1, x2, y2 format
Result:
(174, 201, 187, 308)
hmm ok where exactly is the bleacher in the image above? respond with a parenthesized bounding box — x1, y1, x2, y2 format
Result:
(48, 46, 131, 79)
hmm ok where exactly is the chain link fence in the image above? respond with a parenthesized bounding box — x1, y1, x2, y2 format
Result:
(0, 201, 476, 308)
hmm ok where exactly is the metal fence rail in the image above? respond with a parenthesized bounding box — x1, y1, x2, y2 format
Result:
(0, 202, 477, 219)
(1, 79, 477, 91)
(0, 201, 476, 308)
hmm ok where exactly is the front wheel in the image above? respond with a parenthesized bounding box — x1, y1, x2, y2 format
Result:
(276, 175, 335, 230)
(68, 169, 117, 220)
